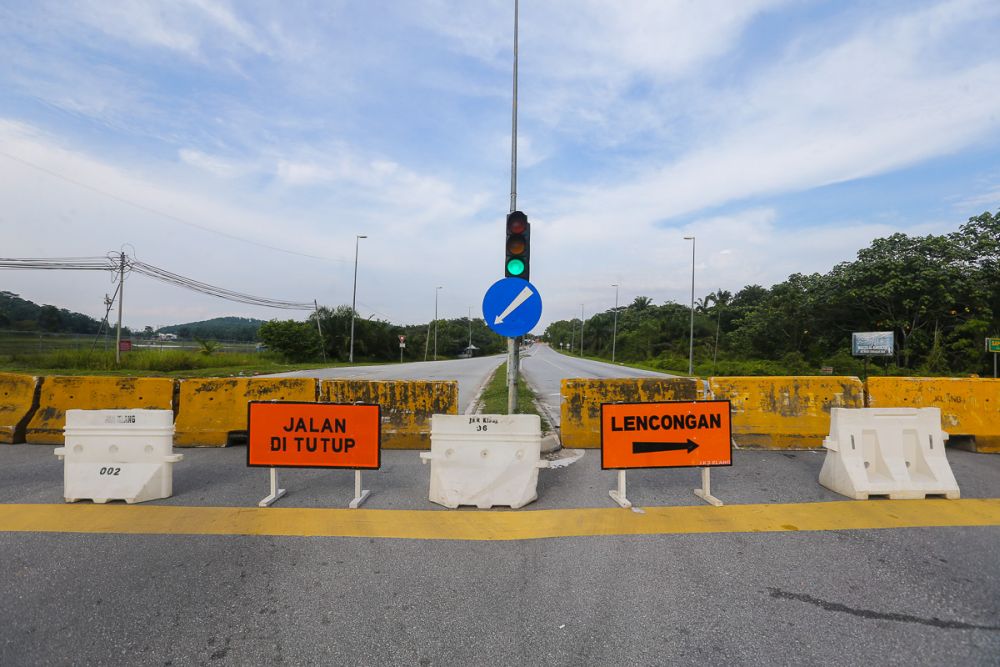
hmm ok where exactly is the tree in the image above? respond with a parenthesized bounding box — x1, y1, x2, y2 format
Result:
(258, 320, 322, 362)
(38, 305, 62, 332)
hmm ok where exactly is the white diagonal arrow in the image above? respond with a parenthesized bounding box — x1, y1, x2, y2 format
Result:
(494, 285, 535, 324)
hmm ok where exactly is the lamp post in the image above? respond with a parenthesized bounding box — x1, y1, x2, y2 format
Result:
(684, 236, 695, 375)
(468, 306, 473, 353)
(611, 283, 620, 363)
(349, 234, 367, 363)
(580, 303, 585, 357)
(434, 286, 442, 361)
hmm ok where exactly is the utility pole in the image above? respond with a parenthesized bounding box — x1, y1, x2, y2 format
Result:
(115, 252, 124, 365)
(580, 304, 585, 356)
(684, 236, 696, 376)
(314, 300, 326, 362)
(611, 284, 620, 363)
(507, 0, 520, 415)
(349, 234, 366, 363)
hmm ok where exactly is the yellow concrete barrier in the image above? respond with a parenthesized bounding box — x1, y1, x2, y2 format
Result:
(321, 380, 458, 449)
(560, 378, 700, 449)
(0, 373, 38, 444)
(26, 376, 174, 445)
(174, 378, 316, 447)
(866, 377, 1000, 453)
(709, 376, 865, 449)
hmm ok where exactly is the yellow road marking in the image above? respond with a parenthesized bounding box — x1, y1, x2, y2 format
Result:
(1, 499, 998, 541)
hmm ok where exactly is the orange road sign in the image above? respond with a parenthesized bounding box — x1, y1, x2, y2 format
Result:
(601, 400, 732, 469)
(247, 402, 380, 469)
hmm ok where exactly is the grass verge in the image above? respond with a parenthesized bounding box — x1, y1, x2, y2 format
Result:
(478, 362, 552, 431)
(0, 349, 340, 378)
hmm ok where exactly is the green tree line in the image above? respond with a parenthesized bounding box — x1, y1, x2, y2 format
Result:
(544, 211, 1000, 376)
(259, 305, 507, 363)
(0, 291, 108, 334)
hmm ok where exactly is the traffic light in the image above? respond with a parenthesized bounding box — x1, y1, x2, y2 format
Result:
(505, 210, 530, 280)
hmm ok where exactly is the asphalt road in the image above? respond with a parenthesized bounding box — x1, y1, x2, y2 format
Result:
(1, 444, 998, 665)
(266, 354, 505, 414)
(520, 342, 678, 427)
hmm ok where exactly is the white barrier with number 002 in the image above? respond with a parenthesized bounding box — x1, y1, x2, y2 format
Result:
(55, 409, 182, 504)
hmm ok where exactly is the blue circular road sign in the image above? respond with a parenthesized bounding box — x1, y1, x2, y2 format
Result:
(482, 277, 543, 338)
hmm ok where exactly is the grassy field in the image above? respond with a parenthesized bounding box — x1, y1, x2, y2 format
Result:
(0, 348, 336, 378)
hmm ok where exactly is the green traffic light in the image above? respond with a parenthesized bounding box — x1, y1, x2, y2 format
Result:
(506, 258, 525, 276)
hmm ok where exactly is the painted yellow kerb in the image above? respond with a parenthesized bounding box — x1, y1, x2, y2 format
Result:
(560, 378, 700, 449)
(173, 377, 316, 447)
(0, 372, 37, 444)
(26, 376, 174, 445)
(867, 377, 1000, 453)
(321, 380, 458, 449)
(710, 376, 865, 449)
(1, 499, 998, 541)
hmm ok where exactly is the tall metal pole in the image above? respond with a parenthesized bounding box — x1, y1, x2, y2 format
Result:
(115, 252, 124, 365)
(580, 304, 585, 356)
(349, 234, 366, 363)
(314, 299, 327, 362)
(611, 284, 620, 363)
(468, 306, 473, 351)
(434, 286, 442, 360)
(684, 236, 696, 375)
(507, 0, 520, 415)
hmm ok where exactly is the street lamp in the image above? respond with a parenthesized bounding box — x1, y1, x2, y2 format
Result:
(434, 286, 442, 361)
(349, 234, 367, 363)
(580, 303, 585, 357)
(611, 284, 620, 363)
(684, 236, 695, 375)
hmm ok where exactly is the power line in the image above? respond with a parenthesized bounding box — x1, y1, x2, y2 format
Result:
(128, 260, 313, 310)
(1, 253, 313, 311)
(0, 256, 117, 271)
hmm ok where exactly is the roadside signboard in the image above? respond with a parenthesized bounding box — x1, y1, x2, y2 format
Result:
(247, 402, 380, 469)
(483, 277, 543, 338)
(118, 340, 132, 352)
(987, 337, 1000, 353)
(601, 400, 732, 470)
(852, 331, 894, 356)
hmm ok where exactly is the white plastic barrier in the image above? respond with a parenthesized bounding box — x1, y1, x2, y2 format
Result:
(818, 407, 960, 500)
(55, 409, 182, 504)
(419, 414, 548, 509)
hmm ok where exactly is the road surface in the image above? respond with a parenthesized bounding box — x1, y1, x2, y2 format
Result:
(1, 444, 997, 665)
(520, 342, 678, 427)
(266, 355, 505, 414)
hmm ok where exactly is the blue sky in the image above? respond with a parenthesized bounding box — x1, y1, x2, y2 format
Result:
(1, 0, 998, 331)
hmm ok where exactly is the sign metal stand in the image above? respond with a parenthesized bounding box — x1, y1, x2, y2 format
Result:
(258, 467, 287, 507)
(602, 400, 732, 509)
(248, 401, 381, 510)
(609, 470, 632, 509)
(349, 470, 370, 509)
(693, 467, 723, 506)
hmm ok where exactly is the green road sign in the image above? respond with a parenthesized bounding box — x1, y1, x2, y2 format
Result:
(987, 337, 1000, 353)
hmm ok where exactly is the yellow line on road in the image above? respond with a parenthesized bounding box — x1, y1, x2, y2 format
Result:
(1, 499, 999, 541)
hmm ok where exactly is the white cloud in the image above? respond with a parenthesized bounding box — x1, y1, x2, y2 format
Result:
(546, 0, 1000, 236)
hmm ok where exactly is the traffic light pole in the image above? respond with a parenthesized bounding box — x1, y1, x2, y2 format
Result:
(507, 0, 519, 415)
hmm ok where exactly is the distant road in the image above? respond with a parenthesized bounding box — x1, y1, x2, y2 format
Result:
(520, 342, 677, 427)
(264, 355, 505, 414)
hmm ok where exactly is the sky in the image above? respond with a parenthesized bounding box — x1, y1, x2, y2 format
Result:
(1, 0, 999, 332)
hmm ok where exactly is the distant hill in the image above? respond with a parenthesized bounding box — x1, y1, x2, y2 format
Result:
(0, 291, 107, 334)
(158, 317, 265, 342)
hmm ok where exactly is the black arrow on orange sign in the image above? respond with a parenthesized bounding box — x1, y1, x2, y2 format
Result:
(632, 439, 699, 454)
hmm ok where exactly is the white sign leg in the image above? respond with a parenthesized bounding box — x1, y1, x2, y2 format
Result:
(609, 470, 632, 509)
(349, 469, 371, 509)
(259, 467, 288, 507)
(694, 467, 723, 506)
